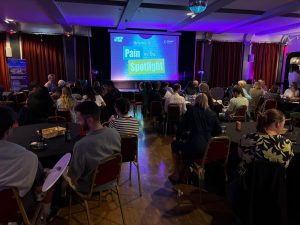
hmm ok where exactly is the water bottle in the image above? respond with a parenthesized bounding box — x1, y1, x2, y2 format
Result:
(65, 123, 71, 143)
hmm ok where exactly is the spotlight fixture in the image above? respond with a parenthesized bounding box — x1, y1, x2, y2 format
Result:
(189, 0, 208, 14)
(3, 18, 15, 24)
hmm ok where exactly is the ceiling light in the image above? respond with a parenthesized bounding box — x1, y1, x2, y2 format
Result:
(189, 0, 208, 14)
(4, 18, 15, 24)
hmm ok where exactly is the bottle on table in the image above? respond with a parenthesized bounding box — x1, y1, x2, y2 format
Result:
(65, 123, 72, 143)
(37, 129, 44, 149)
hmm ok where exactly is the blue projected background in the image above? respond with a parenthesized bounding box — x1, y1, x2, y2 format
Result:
(110, 33, 179, 81)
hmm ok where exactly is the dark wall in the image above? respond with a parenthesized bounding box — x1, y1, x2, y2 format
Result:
(178, 31, 196, 85)
(90, 27, 111, 83)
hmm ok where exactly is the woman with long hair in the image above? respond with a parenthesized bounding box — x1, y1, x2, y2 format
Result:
(56, 87, 77, 122)
(169, 93, 221, 182)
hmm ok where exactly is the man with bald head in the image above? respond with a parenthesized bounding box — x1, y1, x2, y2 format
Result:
(44, 74, 57, 93)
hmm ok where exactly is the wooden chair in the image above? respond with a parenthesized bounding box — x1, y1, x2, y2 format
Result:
(56, 110, 72, 122)
(261, 99, 277, 112)
(0, 188, 42, 225)
(150, 101, 163, 128)
(192, 136, 231, 201)
(230, 105, 247, 122)
(121, 135, 142, 196)
(165, 104, 181, 135)
(67, 153, 125, 225)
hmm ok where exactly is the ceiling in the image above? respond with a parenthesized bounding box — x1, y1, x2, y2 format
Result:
(1, 0, 300, 38)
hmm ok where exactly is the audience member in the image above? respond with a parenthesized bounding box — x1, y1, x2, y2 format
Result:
(56, 87, 77, 122)
(238, 109, 293, 174)
(264, 85, 281, 103)
(199, 82, 214, 109)
(159, 82, 169, 98)
(0, 106, 54, 217)
(249, 82, 264, 116)
(109, 98, 139, 136)
(103, 81, 121, 117)
(288, 64, 300, 88)
(169, 93, 221, 182)
(67, 101, 121, 192)
(148, 81, 162, 110)
(245, 79, 253, 95)
(185, 80, 199, 95)
(164, 83, 186, 116)
(83, 86, 106, 107)
(238, 80, 252, 101)
(225, 85, 249, 118)
(283, 82, 299, 99)
(44, 74, 57, 93)
(71, 80, 83, 95)
(57, 80, 66, 89)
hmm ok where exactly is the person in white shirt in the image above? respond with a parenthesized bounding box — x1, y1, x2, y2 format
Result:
(283, 82, 299, 99)
(44, 74, 57, 92)
(165, 83, 186, 115)
(225, 85, 249, 117)
(288, 66, 300, 88)
(83, 86, 106, 107)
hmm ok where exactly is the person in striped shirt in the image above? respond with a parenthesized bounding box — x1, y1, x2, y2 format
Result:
(109, 97, 139, 136)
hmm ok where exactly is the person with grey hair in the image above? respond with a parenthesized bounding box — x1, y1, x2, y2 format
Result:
(169, 93, 221, 182)
(44, 74, 57, 93)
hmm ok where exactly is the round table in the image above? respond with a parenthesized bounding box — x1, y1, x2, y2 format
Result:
(224, 122, 300, 153)
(8, 123, 80, 167)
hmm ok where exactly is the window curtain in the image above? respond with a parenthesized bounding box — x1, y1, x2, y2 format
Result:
(0, 33, 9, 90)
(210, 41, 244, 87)
(252, 43, 280, 88)
(22, 33, 65, 85)
(76, 36, 90, 81)
(195, 40, 203, 81)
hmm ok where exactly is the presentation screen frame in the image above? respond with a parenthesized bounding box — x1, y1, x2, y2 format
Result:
(109, 30, 180, 81)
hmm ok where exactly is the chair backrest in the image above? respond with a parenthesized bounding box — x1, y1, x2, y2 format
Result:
(90, 154, 122, 194)
(167, 104, 181, 122)
(262, 99, 277, 112)
(231, 105, 247, 121)
(0, 188, 30, 225)
(210, 87, 224, 100)
(202, 136, 231, 167)
(121, 135, 138, 162)
(150, 101, 163, 117)
(56, 110, 72, 122)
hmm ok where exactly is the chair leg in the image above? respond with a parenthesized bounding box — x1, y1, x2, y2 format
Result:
(129, 162, 132, 182)
(135, 162, 142, 197)
(116, 186, 126, 225)
(83, 200, 93, 225)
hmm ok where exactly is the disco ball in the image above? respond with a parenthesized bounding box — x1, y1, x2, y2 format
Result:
(189, 0, 208, 14)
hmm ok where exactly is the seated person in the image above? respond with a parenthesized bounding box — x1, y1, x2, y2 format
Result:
(44, 74, 57, 93)
(283, 82, 299, 99)
(109, 98, 139, 136)
(249, 82, 264, 116)
(238, 109, 293, 174)
(83, 86, 106, 107)
(238, 80, 252, 101)
(56, 87, 77, 122)
(164, 83, 186, 116)
(224, 85, 249, 118)
(169, 93, 221, 182)
(67, 101, 121, 192)
(0, 106, 54, 218)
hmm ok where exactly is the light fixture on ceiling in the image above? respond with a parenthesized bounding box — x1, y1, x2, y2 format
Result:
(3, 18, 15, 24)
(189, 0, 208, 14)
(186, 12, 197, 18)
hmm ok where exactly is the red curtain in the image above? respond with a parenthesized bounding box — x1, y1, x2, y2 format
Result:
(22, 33, 65, 85)
(252, 43, 280, 88)
(194, 40, 203, 81)
(76, 36, 90, 81)
(210, 41, 244, 87)
(0, 33, 9, 90)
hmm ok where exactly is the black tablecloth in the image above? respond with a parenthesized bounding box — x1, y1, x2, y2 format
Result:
(8, 123, 80, 167)
(224, 122, 300, 153)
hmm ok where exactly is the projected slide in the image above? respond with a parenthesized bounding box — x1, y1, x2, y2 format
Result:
(110, 33, 179, 81)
